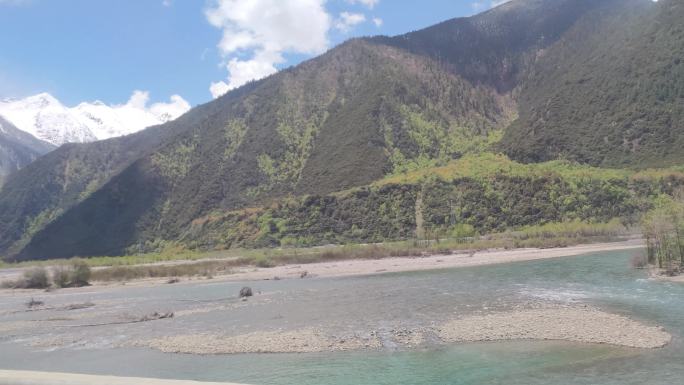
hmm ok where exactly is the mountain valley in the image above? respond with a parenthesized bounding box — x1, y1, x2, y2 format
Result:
(1, 0, 682, 261)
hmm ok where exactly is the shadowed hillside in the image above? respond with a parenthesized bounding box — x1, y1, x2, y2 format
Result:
(372, 0, 604, 92)
(501, 0, 683, 167)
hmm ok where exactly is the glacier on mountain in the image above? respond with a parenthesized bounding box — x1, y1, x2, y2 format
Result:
(0, 91, 190, 146)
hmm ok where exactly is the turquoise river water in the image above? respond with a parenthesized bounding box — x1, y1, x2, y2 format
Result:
(0, 249, 683, 384)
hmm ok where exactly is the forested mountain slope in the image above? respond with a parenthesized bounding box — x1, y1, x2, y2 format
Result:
(12, 39, 517, 260)
(501, 0, 683, 167)
(0, 98, 235, 257)
(0, 0, 677, 261)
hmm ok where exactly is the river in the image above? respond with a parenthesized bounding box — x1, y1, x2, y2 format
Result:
(0, 249, 682, 384)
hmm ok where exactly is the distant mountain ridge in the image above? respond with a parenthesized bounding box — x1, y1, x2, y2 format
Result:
(0, 116, 54, 186)
(0, 92, 190, 146)
(0, 0, 680, 261)
(371, 0, 601, 92)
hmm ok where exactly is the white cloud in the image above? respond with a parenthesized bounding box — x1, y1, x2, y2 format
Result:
(220, 51, 280, 92)
(127, 91, 190, 121)
(125, 90, 151, 110)
(335, 12, 367, 32)
(472, 0, 510, 11)
(372, 17, 383, 27)
(209, 81, 230, 99)
(491, 0, 510, 6)
(81, 90, 191, 139)
(162, 0, 172, 6)
(346, 0, 379, 9)
(205, 0, 331, 98)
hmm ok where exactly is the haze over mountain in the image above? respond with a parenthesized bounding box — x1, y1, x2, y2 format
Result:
(0, 116, 54, 185)
(0, 92, 191, 146)
(0, 0, 680, 261)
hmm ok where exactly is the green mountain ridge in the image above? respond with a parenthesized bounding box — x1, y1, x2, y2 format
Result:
(1, 0, 681, 261)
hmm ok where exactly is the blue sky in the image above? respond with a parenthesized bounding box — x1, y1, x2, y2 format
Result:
(0, 0, 503, 107)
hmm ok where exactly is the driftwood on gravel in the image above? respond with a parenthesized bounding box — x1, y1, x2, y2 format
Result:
(62, 311, 174, 328)
(139, 312, 174, 322)
(6, 302, 95, 315)
(61, 302, 96, 311)
(26, 298, 44, 308)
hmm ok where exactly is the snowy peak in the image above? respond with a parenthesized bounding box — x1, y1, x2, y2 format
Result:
(22, 92, 62, 109)
(0, 92, 191, 146)
(0, 94, 94, 146)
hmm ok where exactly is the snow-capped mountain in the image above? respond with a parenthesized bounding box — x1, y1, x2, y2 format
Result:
(0, 92, 190, 146)
(0, 93, 96, 145)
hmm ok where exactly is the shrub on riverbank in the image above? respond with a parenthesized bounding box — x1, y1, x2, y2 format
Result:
(52, 260, 92, 288)
(0, 261, 91, 290)
(22, 267, 50, 289)
(0, 267, 50, 289)
(90, 260, 235, 282)
(70, 260, 91, 287)
(51, 266, 71, 288)
(81, 221, 628, 283)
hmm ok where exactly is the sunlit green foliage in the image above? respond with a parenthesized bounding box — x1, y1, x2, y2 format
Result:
(378, 153, 684, 186)
(170, 155, 683, 252)
(385, 105, 506, 173)
(223, 119, 248, 159)
(151, 138, 197, 182)
(257, 108, 328, 190)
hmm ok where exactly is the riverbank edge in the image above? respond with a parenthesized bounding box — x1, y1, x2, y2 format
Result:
(0, 239, 645, 293)
(0, 370, 246, 385)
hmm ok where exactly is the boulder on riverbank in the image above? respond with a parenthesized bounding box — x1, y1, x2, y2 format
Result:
(239, 287, 253, 298)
